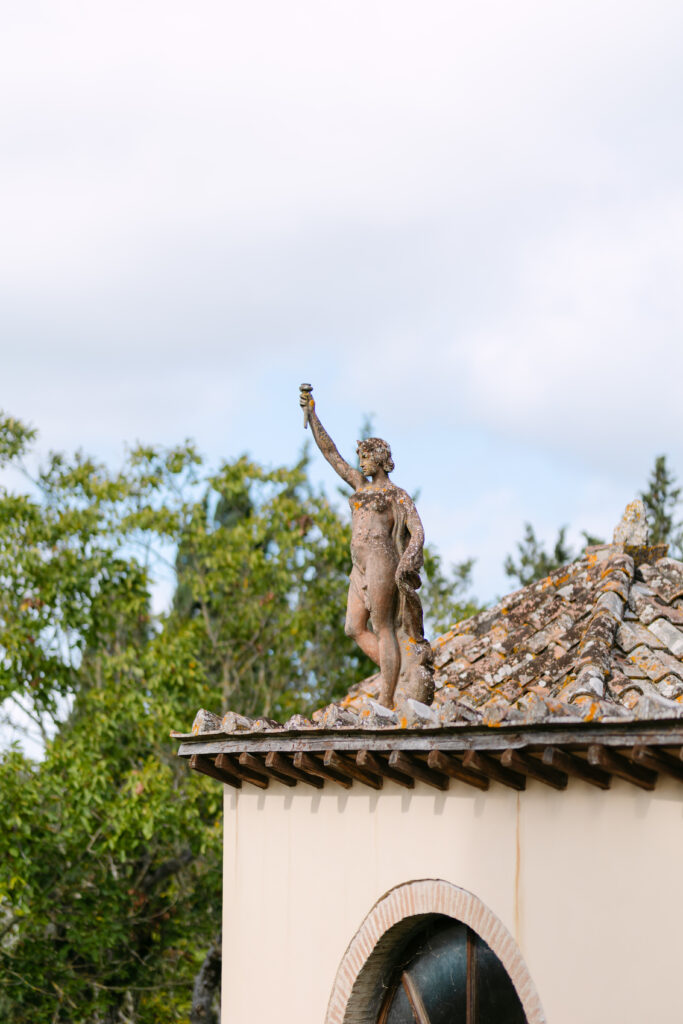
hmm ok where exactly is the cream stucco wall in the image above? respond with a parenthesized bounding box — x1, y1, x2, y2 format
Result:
(221, 776, 683, 1024)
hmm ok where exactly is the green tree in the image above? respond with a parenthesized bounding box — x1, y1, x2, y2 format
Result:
(502, 524, 606, 588)
(0, 417, 372, 1024)
(641, 454, 683, 556)
(421, 550, 481, 636)
(503, 524, 574, 587)
(0, 412, 482, 1023)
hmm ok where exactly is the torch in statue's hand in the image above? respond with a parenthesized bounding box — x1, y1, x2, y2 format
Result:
(300, 383, 313, 429)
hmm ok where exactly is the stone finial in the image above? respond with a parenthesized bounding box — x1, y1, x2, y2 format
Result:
(612, 499, 667, 565)
(613, 500, 649, 548)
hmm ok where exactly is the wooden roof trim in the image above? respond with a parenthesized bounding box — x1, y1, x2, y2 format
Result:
(182, 723, 683, 792)
(186, 741, 683, 792)
(178, 718, 683, 761)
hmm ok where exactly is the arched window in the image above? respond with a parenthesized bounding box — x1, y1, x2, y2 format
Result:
(378, 915, 526, 1024)
(324, 880, 544, 1024)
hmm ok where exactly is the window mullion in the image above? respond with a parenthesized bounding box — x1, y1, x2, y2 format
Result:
(466, 928, 478, 1024)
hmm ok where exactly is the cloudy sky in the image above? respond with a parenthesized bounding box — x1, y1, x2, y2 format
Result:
(2, 0, 683, 603)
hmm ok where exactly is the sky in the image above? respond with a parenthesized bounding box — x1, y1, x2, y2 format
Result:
(2, 0, 683, 605)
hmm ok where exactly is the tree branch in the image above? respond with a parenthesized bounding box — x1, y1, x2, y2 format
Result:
(141, 847, 193, 894)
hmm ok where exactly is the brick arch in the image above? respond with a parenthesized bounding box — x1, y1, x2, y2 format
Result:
(324, 879, 545, 1024)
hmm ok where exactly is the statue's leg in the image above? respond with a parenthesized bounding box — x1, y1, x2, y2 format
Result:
(365, 555, 400, 707)
(345, 572, 379, 664)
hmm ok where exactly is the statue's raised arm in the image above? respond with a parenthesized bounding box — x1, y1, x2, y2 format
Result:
(299, 384, 364, 491)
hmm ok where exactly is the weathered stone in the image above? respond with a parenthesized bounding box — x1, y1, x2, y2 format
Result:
(630, 682, 683, 718)
(339, 673, 381, 710)
(626, 543, 669, 567)
(647, 618, 683, 658)
(656, 557, 683, 576)
(645, 572, 683, 605)
(599, 574, 631, 602)
(557, 667, 605, 704)
(438, 701, 482, 725)
(397, 699, 439, 728)
(355, 699, 396, 728)
(576, 665, 606, 697)
(617, 620, 666, 653)
(627, 645, 683, 684)
(568, 695, 604, 720)
(480, 694, 512, 725)
(250, 717, 283, 732)
(221, 711, 254, 733)
(191, 708, 223, 735)
(512, 691, 550, 724)
(595, 590, 625, 619)
(316, 704, 360, 729)
(283, 713, 315, 730)
(658, 674, 683, 700)
(576, 641, 612, 677)
(613, 499, 649, 547)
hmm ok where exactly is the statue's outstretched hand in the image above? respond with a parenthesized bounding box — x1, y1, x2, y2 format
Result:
(299, 383, 314, 429)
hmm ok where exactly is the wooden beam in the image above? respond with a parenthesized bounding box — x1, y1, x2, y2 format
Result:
(462, 750, 525, 791)
(293, 752, 352, 788)
(501, 748, 567, 790)
(631, 745, 683, 781)
(587, 745, 656, 791)
(190, 753, 242, 789)
(542, 747, 610, 789)
(216, 753, 268, 790)
(388, 751, 449, 790)
(356, 750, 414, 788)
(427, 750, 489, 791)
(238, 752, 295, 788)
(264, 751, 324, 789)
(324, 750, 383, 790)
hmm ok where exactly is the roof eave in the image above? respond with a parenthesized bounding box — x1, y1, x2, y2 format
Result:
(177, 717, 683, 793)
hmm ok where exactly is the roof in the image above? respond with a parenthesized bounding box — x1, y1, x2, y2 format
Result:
(175, 501, 683, 792)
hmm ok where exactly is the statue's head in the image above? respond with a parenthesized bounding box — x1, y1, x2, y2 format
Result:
(357, 437, 395, 474)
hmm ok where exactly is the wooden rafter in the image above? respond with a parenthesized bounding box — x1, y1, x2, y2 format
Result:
(426, 750, 489, 791)
(293, 752, 352, 788)
(587, 745, 657, 791)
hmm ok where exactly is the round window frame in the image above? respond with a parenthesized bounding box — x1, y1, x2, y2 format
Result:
(324, 879, 546, 1024)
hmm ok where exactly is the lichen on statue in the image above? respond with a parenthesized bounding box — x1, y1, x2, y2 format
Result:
(299, 384, 434, 709)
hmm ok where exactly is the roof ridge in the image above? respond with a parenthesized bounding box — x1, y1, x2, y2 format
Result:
(556, 547, 635, 707)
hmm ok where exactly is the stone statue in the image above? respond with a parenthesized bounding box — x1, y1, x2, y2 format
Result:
(300, 384, 434, 709)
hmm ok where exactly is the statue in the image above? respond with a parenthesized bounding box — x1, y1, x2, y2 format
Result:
(300, 384, 434, 709)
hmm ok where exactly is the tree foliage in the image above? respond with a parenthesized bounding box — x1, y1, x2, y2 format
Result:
(641, 454, 683, 556)
(503, 524, 574, 587)
(421, 550, 481, 636)
(0, 413, 476, 1023)
(503, 523, 607, 588)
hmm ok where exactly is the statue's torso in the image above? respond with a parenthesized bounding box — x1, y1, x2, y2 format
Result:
(349, 486, 401, 569)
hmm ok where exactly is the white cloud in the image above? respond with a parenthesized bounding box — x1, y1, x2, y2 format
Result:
(450, 193, 683, 466)
(2, 0, 683, 605)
